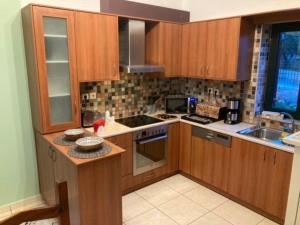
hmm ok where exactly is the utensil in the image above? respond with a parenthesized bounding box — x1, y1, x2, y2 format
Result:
(75, 137, 104, 151)
(64, 129, 84, 141)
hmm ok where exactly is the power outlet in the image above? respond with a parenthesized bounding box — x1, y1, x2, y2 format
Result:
(89, 92, 97, 100)
(208, 88, 214, 94)
(214, 89, 220, 96)
(81, 93, 89, 100)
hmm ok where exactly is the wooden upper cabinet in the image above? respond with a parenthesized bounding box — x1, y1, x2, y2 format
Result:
(146, 22, 182, 77)
(181, 17, 255, 81)
(22, 6, 80, 134)
(181, 22, 207, 78)
(206, 17, 254, 80)
(75, 12, 119, 81)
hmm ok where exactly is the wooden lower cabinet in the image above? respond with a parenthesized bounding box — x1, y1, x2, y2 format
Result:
(35, 132, 57, 205)
(228, 138, 293, 221)
(179, 122, 192, 174)
(191, 134, 230, 192)
(36, 132, 123, 225)
(106, 133, 133, 177)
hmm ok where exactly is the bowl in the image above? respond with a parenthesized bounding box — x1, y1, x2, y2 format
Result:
(64, 129, 84, 141)
(75, 137, 104, 151)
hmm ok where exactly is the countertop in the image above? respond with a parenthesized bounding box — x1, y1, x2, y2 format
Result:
(43, 132, 125, 166)
(86, 113, 294, 153)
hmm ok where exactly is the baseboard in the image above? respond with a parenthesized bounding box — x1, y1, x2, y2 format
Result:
(0, 194, 44, 221)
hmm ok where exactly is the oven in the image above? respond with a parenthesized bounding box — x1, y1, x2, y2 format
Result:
(133, 125, 168, 176)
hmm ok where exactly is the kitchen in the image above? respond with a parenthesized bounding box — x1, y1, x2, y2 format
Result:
(1, 1, 300, 225)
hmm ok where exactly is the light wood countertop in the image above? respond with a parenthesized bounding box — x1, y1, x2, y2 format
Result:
(43, 132, 125, 166)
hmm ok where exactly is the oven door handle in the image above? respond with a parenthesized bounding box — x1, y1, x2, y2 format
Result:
(136, 134, 168, 145)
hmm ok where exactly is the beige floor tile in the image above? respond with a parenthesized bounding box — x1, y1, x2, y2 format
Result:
(125, 208, 177, 225)
(213, 200, 264, 225)
(184, 185, 228, 210)
(190, 212, 232, 225)
(158, 195, 208, 225)
(162, 174, 199, 193)
(257, 218, 279, 225)
(136, 181, 180, 206)
(122, 192, 154, 221)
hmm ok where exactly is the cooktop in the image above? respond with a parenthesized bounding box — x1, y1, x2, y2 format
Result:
(115, 115, 163, 128)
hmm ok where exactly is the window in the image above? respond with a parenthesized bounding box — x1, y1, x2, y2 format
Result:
(265, 23, 300, 119)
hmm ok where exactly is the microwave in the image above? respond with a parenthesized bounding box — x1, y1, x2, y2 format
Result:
(165, 96, 197, 114)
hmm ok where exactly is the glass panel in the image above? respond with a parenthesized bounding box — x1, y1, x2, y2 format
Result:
(273, 31, 300, 112)
(43, 17, 72, 125)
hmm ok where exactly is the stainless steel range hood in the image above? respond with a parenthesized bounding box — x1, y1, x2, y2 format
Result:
(119, 19, 164, 73)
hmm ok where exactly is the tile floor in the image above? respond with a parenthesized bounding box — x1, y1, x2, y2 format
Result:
(0, 175, 279, 225)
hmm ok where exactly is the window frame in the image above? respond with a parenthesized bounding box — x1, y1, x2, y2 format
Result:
(265, 22, 300, 119)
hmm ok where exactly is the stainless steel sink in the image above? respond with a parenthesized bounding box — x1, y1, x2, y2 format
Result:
(237, 127, 291, 146)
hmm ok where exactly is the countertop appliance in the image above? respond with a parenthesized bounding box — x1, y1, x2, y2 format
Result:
(192, 126, 232, 148)
(115, 115, 163, 128)
(133, 125, 168, 175)
(181, 114, 218, 125)
(165, 95, 197, 114)
(224, 98, 241, 125)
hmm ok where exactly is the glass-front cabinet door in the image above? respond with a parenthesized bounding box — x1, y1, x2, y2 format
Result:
(33, 7, 80, 133)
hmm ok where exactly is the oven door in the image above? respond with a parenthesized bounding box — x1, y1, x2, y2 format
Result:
(133, 133, 168, 176)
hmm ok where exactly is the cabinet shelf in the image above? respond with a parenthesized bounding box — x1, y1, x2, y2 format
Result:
(46, 60, 69, 64)
(44, 34, 67, 38)
(49, 93, 71, 98)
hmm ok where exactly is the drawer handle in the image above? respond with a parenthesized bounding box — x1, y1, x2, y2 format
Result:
(273, 152, 276, 165)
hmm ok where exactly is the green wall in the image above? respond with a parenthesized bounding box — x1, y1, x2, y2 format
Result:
(0, 0, 39, 206)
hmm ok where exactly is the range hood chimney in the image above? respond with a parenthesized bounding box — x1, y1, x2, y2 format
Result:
(119, 19, 164, 74)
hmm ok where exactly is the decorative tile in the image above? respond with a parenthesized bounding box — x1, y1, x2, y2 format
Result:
(158, 195, 208, 225)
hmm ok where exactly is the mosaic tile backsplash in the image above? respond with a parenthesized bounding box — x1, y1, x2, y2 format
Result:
(80, 74, 245, 119)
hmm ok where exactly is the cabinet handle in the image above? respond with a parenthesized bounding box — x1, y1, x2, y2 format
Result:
(74, 100, 77, 115)
(273, 152, 277, 165)
(263, 150, 266, 161)
(52, 150, 57, 162)
(48, 146, 53, 159)
(206, 66, 209, 75)
(113, 66, 117, 77)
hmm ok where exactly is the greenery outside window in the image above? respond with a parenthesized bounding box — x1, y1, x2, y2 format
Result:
(265, 23, 300, 119)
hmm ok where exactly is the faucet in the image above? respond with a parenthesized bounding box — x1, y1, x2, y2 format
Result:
(255, 113, 262, 128)
(280, 112, 295, 133)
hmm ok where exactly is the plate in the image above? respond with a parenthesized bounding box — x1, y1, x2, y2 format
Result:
(64, 129, 84, 141)
(75, 137, 104, 151)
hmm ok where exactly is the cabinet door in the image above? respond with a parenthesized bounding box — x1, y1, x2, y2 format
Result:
(33, 7, 80, 133)
(191, 136, 230, 191)
(146, 22, 182, 77)
(35, 133, 56, 205)
(106, 133, 133, 177)
(264, 150, 293, 220)
(168, 123, 180, 172)
(179, 123, 192, 174)
(181, 22, 207, 77)
(206, 17, 241, 80)
(75, 12, 119, 81)
(228, 138, 268, 205)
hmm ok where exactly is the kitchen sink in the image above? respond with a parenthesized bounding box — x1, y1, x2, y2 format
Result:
(237, 127, 292, 146)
